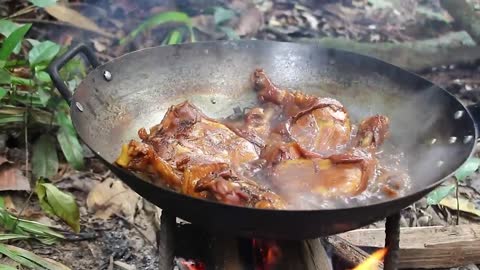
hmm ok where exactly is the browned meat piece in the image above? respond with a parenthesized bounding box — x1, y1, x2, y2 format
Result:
(116, 101, 288, 208)
(356, 115, 390, 147)
(119, 140, 182, 188)
(253, 69, 345, 119)
(270, 147, 377, 201)
(195, 170, 286, 209)
(289, 107, 351, 156)
(259, 134, 303, 168)
(252, 69, 352, 156)
(144, 101, 259, 169)
(225, 103, 281, 148)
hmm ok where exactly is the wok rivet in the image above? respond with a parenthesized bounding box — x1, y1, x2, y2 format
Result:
(437, 160, 444, 167)
(464, 135, 474, 144)
(454, 110, 464, 119)
(210, 98, 217, 104)
(448, 136, 457, 144)
(75, 102, 84, 112)
(103, 70, 112, 81)
(429, 138, 437, 145)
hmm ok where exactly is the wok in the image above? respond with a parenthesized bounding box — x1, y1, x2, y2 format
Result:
(48, 40, 479, 239)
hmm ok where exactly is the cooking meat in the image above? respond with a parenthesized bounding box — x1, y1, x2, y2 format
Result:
(116, 101, 287, 208)
(144, 101, 259, 168)
(116, 69, 407, 210)
(356, 115, 389, 147)
(252, 69, 352, 156)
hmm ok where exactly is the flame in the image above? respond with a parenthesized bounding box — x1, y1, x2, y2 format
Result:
(352, 248, 388, 270)
(175, 258, 205, 270)
(253, 239, 282, 270)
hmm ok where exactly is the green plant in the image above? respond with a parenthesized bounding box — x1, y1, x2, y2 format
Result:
(120, 11, 196, 45)
(36, 178, 80, 233)
(120, 5, 242, 47)
(0, 20, 86, 179)
(0, 197, 64, 245)
(426, 157, 480, 204)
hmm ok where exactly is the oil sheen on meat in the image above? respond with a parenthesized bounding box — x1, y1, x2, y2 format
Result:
(115, 69, 410, 210)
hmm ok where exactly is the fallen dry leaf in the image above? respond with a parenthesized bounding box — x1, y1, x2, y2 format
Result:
(3, 195, 16, 212)
(92, 39, 107, 52)
(86, 178, 140, 222)
(440, 196, 480, 217)
(0, 157, 30, 191)
(45, 4, 113, 38)
(191, 15, 224, 39)
(234, 7, 264, 37)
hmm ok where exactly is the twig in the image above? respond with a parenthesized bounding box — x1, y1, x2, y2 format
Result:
(12, 18, 114, 38)
(326, 235, 384, 269)
(7, 5, 36, 19)
(456, 180, 460, 225)
(62, 231, 98, 241)
(12, 89, 34, 232)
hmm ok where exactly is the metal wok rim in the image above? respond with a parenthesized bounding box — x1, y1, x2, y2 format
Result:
(72, 40, 478, 213)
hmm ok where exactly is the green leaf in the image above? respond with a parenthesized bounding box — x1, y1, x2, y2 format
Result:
(120, 11, 192, 45)
(26, 38, 41, 47)
(36, 179, 80, 233)
(166, 30, 182, 45)
(0, 264, 18, 270)
(35, 178, 55, 217)
(0, 20, 23, 37)
(214, 7, 235, 25)
(0, 244, 38, 269)
(0, 24, 31, 62)
(0, 69, 11, 84)
(427, 184, 456, 205)
(35, 71, 52, 83)
(0, 234, 30, 242)
(28, 41, 61, 67)
(0, 88, 7, 100)
(0, 116, 23, 125)
(32, 134, 59, 179)
(0, 207, 63, 245)
(0, 244, 71, 270)
(56, 111, 84, 169)
(455, 157, 480, 182)
(37, 88, 51, 106)
(28, 0, 57, 8)
(0, 88, 6, 100)
(0, 20, 24, 55)
(10, 76, 33, 87)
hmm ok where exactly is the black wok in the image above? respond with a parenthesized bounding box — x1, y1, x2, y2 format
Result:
(48, 40, 479, 239)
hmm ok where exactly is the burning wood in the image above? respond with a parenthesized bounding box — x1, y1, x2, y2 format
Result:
(174, 257, 206, 270)
(253, 239, 282, 270)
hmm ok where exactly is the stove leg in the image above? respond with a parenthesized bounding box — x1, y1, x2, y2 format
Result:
(158, 211, 175, 270)
(384, 213, 401, 270)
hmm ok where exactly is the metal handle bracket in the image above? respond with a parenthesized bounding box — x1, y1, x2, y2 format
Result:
(47, 43, 100, 104)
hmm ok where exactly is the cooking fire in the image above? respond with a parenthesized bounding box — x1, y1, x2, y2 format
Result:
(174, 258, 206, 270)
(352, 249, 387, 270)
(252, 239, 282, 270)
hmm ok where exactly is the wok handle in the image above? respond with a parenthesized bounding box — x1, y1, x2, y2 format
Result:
(47, 43, 100, 104)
